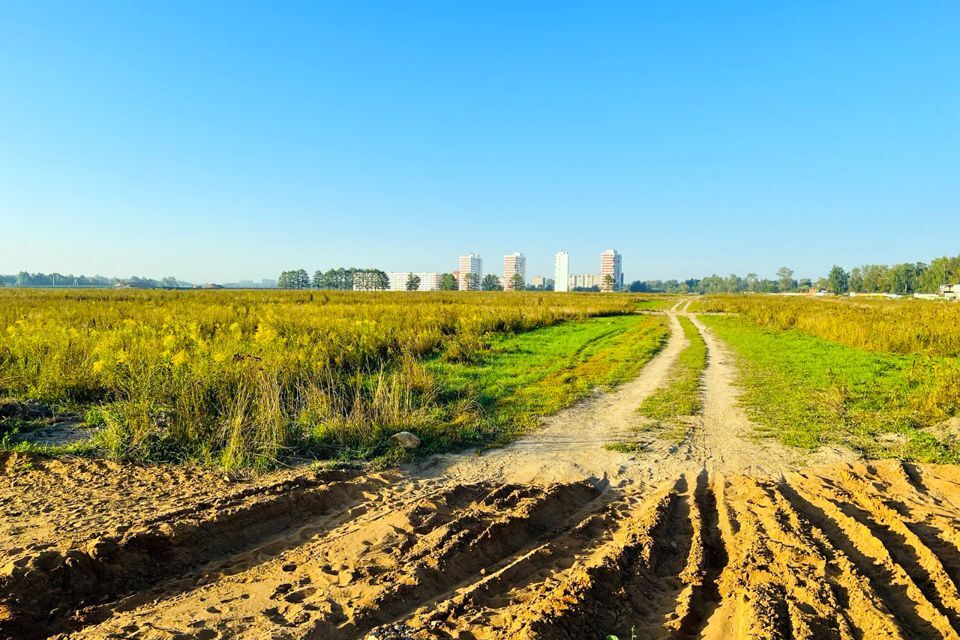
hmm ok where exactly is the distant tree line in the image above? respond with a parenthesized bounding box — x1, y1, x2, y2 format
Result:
(0, 272, 188, 289)
(628, 254, 960, 297)
(278, 268, 391, 291)
(279, 268, 470, 291)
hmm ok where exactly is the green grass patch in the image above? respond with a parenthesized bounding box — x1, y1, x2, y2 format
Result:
(426, 314, 670, 447)
(603, 441, 645, 453)
(700, 314, 960, 463)
(632, 296, 678, 311)
(637, 316, 707, 442)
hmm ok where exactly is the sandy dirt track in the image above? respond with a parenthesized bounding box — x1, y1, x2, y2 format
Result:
(4, 309, 960, 639)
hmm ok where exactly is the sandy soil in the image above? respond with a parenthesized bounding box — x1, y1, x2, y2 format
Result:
(4, 308, 960, 640)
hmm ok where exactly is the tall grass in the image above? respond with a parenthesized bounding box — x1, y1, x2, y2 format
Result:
(690, 295, 960, 356)
(0, 289, 651, 468)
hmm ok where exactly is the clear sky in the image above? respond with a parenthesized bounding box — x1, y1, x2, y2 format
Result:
(1, 1, 958, 283)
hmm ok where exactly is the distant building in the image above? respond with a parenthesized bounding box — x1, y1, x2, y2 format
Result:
(386, 272, 442, 292)
(554, 251, 570, 292)
(600, 249, 623, 292)
(458, 254, 482, 291)
(531, 276, 546, 288)
(571, 273, 602, 289)
(503, 252, 526, 290)
(940, 284, 960, 301)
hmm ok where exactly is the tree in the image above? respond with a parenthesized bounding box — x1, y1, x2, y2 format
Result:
(312, 270, 324, 289)
(405, 272, 421, 291)
(860, 264, 891, 293)
(776, 267, 794, 292)
(918, 256, 960, 293)
(725, 273, 744, 292)
(464, 272, 480, 291)
(315, 269, 337, 289)
(278, 269, 310, 289)
(602, 274, 615, 292)
(827, 265, 849, 294)
(440, 273, 457, 291)
(294, 269, 310, 289)
(352, 269, 389, 291)
(890, 262, 924, 295)
(848, 267, 864, 293)
(481, 274, 502, 291)
(746, 273, 759, 292)
(510, 273, 525, 291)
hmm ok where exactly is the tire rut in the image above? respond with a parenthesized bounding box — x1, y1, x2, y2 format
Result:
(778, 481, 955, 639)
(0, 470, 375, 639)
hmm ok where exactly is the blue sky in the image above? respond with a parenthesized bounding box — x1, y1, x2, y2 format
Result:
(1, 1, 958, 283)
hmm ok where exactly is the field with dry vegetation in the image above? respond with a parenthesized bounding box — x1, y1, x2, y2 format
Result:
(0, 289, 666, 468)
(4, 292, 960, 640)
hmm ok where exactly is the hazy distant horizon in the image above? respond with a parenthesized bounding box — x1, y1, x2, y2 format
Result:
(3, 2, 958, 282)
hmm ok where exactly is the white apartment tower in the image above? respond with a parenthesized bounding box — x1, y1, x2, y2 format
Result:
(458, 253, 482, 291)
(503, 252, 526, 290)
(554, 251, 570, 292)
(600, 249, 623, 292)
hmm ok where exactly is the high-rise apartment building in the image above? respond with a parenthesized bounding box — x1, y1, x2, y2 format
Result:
(503, 252, 526, 290)
(458, 253, 482, 291)
(554, 251, 570, 292)
(385, 272, 442, 292)
(600, 249, 623, 292)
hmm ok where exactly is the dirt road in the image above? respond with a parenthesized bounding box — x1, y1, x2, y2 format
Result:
(4, 308, 960, 639)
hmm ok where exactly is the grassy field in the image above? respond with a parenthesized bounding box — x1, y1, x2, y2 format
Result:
(636, 315, 708, 442)
(0, 289, 666, 468)
(701, 310, 960, 462)
(428, 314, 669, 448)
(691, 294, 960, 356)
